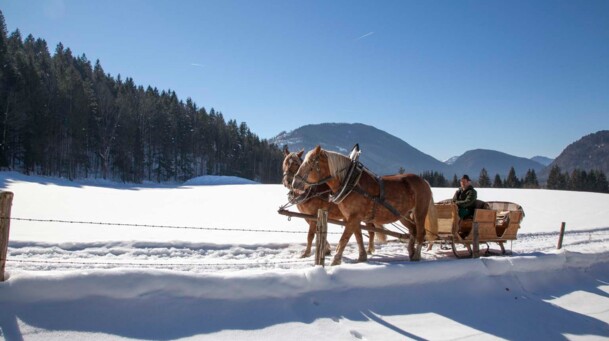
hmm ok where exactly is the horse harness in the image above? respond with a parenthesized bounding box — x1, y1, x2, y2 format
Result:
(295, 147, 416, 226)
(330, 159, 415, 226)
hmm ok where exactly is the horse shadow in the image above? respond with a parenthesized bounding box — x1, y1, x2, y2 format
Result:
(1, 262, 609, 340)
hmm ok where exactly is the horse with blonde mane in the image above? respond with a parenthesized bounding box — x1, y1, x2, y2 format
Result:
(292, 145, 438, 264)
(282, 146, 385, 258)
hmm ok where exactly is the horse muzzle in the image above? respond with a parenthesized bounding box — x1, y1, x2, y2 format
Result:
(291, 175, 307, 191)
(282, 173, 293, 189)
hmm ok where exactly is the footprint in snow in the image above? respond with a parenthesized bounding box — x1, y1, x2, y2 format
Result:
(350, 330, 364, 339)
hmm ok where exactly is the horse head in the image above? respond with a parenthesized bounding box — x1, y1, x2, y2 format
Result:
(282, 146, 305, 191)
(292, 145, 334, 191)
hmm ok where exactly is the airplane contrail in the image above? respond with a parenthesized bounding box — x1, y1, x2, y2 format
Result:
(356, 32, 374, 40)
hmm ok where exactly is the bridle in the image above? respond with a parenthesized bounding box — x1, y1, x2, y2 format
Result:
(293, 152, 332, 187)
(282, 154, 300, 189)
(281, 153, 330, 206)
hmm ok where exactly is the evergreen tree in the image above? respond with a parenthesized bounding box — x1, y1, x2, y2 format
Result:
(478, 168, 491, 188)
(420, 171, 447, 187)
(547, 165, 567, 190)
(0, 11, 10, 168)
(505, 167, 520, 188)
(596, 171, 609, 193)
(451, 174, 459, 187)
(569, 169, 584, 191)
(523, 169, 539, 189)
(493, 174, 503, 188)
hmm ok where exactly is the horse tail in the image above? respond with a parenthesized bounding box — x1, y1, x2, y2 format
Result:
(424, 187, 439, 241)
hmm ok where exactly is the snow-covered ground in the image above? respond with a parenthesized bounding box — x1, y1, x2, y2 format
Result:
(1, 171, 608, 340)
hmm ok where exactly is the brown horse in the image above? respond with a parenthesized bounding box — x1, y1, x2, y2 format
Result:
(282, 147, 384, 258)
(292, 145, 438, 264)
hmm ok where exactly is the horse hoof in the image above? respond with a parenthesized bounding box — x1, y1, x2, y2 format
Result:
(300, 251, 311, 258)
(331, 258, 342, 266)
(358, 253, 368, 263)
(325, 250, 332, 256)
(367, 249, 374, 255)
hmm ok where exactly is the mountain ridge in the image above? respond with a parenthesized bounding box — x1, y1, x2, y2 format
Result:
(271, 123, 551, 178)
(541, 130, 609, 177)
(272, 123, 449, 175)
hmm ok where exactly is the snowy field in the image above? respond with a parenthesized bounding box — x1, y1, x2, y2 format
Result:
(1, 171, 609, 340)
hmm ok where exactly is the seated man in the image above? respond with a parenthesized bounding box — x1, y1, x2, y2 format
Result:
(453, 174, 477, 220)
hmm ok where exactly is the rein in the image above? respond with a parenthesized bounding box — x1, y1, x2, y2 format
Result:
(293, 173, 333, 187)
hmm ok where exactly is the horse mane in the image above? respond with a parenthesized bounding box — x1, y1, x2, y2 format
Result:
(324, 150, 351, 183)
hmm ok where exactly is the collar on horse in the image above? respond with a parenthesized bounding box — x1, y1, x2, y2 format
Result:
(329, 144, 364, 204)
(330, 160, 365, 204)
(333, 146, 415, 225)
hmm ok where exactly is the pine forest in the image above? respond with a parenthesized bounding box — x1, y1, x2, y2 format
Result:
(0, 12, 283, 184)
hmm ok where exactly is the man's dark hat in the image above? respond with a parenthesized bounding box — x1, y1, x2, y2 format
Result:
(461, 174, 471, 181)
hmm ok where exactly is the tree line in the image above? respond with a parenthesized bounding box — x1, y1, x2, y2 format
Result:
(0, 12, 283, 184)
(546, 165, 609, 193)
(420, 166, 609, 193)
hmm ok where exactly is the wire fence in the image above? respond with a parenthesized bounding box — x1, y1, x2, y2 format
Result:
(7, 215, 606, 272)
(4, 216, 345, 235)
(1, 213, 354, 272)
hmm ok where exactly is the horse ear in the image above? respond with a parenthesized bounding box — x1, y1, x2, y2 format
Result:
(297, 149, 304, 158)
(283, 145, 290, 156)
(313, 145, 321, 154)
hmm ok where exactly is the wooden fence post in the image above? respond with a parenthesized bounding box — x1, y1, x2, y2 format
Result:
(315, 209, 328, 267)
(557, 222, 566, 250)
(472, 222, 480, 258)
(1, 191, 14, 282)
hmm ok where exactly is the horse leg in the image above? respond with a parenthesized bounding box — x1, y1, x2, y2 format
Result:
(411, 212, 428, 261)
(367, 223, 375, 255)
(324, 240, 332, 256)
(331, 224, 354, 266)
(353, 224, 367, 262)
(301, 219, 316, 258)
(401, 218, 416, 260)
(407, 235, 416, 260)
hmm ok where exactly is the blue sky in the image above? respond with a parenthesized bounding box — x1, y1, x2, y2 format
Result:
(2, 0, 608, 161)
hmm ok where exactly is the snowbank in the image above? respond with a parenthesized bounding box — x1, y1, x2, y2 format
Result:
(3, 250, 608, 303)
(2, 171, 609, 340)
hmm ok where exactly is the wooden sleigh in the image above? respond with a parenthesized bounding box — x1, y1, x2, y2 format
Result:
(428, 200, 525, 258)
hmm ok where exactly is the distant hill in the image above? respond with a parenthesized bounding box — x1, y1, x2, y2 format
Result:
(531, 156, 554, 166)
(273, 124, 609, 186)
(271, 123, 448, 175)
(444, 156, 460, 165)
(450, 149, 546, 179)
(541, 130, 609, 177)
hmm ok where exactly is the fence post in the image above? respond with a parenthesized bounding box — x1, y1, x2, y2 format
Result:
(557, 222, 566, 250)
(472, 222, 480, 258)
(315, 209, 328, 267)
(1, 191, 14, 282)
